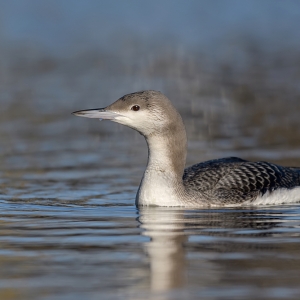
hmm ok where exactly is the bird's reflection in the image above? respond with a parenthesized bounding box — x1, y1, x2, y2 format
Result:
(137, 206, 284, 294)
(138, 207, 188, 292)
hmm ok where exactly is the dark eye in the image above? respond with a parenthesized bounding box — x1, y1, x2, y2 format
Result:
(131, 105, 140, 111)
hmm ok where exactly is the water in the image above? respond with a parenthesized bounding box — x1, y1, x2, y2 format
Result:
(1, 2, 300, 299)
(2, 64, 300, 299)
(1, 116, 300, 299)
(1, 62, 300, 300)
(0, 198, 300, 299)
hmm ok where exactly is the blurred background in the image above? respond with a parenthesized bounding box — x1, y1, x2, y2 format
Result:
(1, 0, 300, 170)
(1, 1, 300, 299)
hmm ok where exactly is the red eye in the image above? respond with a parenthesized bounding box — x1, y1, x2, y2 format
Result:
(131, 105, 140, 111)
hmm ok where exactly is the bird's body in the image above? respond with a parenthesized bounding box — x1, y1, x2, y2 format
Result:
(73, 90, 300, 207)
(183, 157, 300, 206)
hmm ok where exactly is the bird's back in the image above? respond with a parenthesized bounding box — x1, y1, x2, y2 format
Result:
(183, 157, 300, 205)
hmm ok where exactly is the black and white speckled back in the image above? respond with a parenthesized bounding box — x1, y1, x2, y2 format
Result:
(183, 157, 300, 204)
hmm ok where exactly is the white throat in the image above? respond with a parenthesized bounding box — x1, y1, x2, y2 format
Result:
(136, 134, 187, 207)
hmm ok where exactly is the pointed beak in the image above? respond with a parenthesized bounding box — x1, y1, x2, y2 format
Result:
(72, 108, 123, 120)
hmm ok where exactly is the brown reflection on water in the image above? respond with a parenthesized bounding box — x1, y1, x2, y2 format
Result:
(2, 42, 300, 174)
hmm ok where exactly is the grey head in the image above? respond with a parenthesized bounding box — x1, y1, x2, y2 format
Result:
(73, 90, 185, 138)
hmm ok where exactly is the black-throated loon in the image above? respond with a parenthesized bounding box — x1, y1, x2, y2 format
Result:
(73, 90, 300, 207)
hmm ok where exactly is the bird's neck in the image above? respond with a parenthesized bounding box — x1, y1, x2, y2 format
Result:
(146, 130, 187, 176)
(136, 124, 187, 206)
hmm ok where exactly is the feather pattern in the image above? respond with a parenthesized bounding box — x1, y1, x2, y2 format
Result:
(183, 157, 300, 204)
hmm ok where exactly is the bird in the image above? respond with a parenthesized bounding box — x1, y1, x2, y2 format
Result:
(73, 90, 300, 207)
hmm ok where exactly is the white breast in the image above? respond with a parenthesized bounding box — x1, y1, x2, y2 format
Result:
(137, 170, 184, 207)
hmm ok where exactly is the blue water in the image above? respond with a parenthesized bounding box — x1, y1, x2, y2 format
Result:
(0, 198, 300, 299)
(1, 125, 300, 299)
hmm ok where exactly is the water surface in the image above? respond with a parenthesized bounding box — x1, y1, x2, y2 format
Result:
(1, 123, 300, 299)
